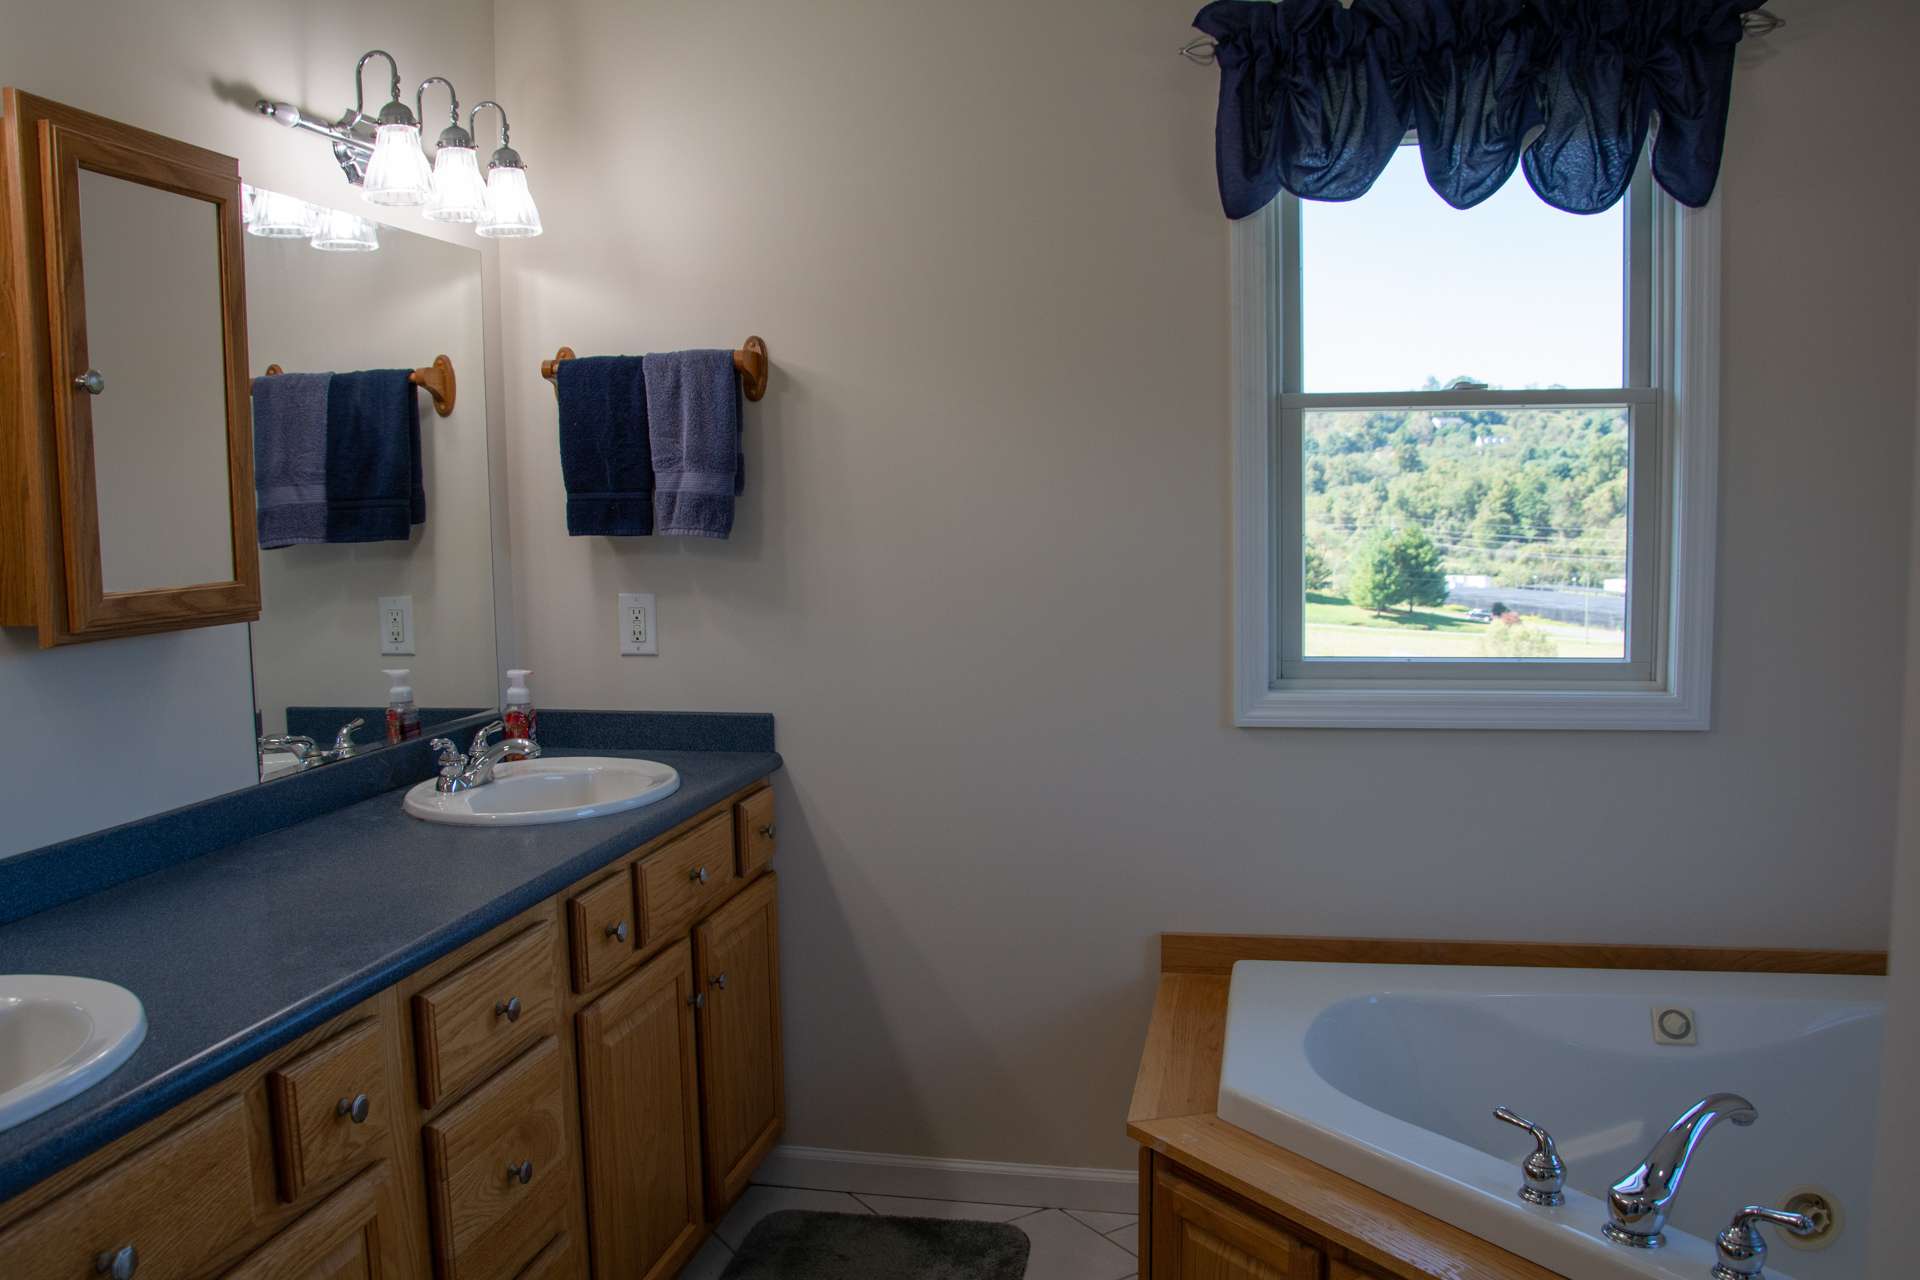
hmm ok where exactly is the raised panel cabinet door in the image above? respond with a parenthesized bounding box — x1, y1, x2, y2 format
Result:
(693, 871, 784, 1216)
(223, 1163, 409, 1280)
(1151, 1168, 1323, 1280)
(575, 938, 704, 1280)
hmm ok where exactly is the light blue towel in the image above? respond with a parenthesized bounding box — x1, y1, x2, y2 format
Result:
(252, 371, 332, 548)
(644, 349, 743, 539)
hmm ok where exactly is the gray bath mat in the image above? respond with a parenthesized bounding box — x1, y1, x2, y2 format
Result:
(721, 1209, 1031, 1280)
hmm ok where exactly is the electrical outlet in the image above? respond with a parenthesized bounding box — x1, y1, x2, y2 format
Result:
(619, 592, 657, 656)
(379, 595, 414, 655)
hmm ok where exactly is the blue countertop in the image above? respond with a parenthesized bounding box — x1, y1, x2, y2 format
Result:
(0, 744, 781, 1203)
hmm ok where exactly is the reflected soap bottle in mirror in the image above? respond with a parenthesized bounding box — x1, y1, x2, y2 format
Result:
(502, 669, 537, 761)
(384, 668, 421, 744)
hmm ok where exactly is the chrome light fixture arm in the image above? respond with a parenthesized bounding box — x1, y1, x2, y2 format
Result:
(353, 49, 405, 126)
(416, 77, 473, 150)
(469, 101, 522, 170)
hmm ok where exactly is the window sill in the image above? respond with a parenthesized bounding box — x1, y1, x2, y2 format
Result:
(1236, 684, 1710, 731)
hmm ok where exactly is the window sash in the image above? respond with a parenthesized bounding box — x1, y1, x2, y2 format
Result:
(1269, 164, 1661, 691)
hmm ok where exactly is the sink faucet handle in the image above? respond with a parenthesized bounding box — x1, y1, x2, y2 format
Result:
(1711, 1205, 1816, 1279)
(1492, 1108, 1566, 1206)
(469, 719, 506, 758)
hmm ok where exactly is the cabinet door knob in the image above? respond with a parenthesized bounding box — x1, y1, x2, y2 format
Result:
(506, 1159, 534, 1186)
(689, 991, 705, 1009)
(689, 866, 709, 884)
(336, 1093, 371, 1124)
(710, 972, 728, 991)
(95, 1246, 137, 1279)
(606, 921, 629, 942)
(73, 369, 106, 395)
(495, 996, 522, 1022)
(758, 823, 776, 839)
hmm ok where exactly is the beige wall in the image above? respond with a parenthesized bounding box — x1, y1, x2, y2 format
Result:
(245, 217, 496, 733)
(493, 0, 1919, 1170)
(0, 0, 499, 855)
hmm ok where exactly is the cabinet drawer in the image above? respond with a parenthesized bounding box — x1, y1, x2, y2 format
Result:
(423, 1037, 574, 1280)
(637, 812, 737, 943)
(414, 921, 558, 1109)
(566, 871, 637, 994)
(515, 1231, 584, 1280)
(0, 1096, 260, 1280)
(224, 1163, 406, 1279)
(267, 1018, 392, 1201)
(734, 787, 777, 879)
(1152, 1167, 1322, 1280)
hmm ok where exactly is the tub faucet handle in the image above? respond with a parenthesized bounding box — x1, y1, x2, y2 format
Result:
(1493, 1107, 1566, 1207)
(1710, 1205, 1815, 1279)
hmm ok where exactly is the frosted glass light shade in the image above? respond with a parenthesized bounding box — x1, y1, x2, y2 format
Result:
(361, 122, 433, 206)
(246, 188, 317, 238)
(309, 208, 380, 252)
(424, 145, 488, 223)
(477, 166, 542, 238)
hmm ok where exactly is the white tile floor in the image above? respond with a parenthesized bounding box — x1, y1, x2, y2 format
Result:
(678, 1183, 1139, 1280)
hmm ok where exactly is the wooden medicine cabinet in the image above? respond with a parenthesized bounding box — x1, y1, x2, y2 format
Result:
(0, 88, 258, 646)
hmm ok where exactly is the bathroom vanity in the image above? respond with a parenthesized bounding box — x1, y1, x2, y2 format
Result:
(0, 721, 784, 1280)
(1129, 935, 1887, 1280)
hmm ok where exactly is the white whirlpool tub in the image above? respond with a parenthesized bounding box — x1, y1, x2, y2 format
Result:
(1218, 962, 1884, 1280)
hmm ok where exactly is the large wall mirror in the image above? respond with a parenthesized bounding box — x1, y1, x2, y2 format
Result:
(244, 193, 498, 780)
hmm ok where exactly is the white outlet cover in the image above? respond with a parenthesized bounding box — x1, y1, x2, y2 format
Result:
(379, 595, 414, 656)
(619, 592, 657, 656)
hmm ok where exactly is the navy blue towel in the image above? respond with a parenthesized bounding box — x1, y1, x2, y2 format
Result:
(324, 369, 424, 543)
(557, 356, 652, 536)
(644, 349, 743, 539)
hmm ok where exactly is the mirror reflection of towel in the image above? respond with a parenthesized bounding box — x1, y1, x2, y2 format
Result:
(324, 368, 424, 543)
(252, 371, 332, 549)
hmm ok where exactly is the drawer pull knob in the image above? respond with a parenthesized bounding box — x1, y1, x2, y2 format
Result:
(507, 1159, 535, 1186)
(74, 369, 107, 396)
(689, 865, 710, 884)
(336, 1093, 371, 1124)
(606, 921, 629, 943)
(495, 996, 523, 1023)
(759, 823, 776, 839)
(95, 1246, 137, 1279)
(689, 991, 705, 1009)
(711, 972, 728, 991)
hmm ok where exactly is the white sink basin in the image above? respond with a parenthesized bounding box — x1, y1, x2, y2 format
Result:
(403, 756, 681, 826)
(0, 976, 147, 1133)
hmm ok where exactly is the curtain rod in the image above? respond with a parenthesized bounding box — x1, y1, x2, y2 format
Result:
(1180, 6, 1786, 64)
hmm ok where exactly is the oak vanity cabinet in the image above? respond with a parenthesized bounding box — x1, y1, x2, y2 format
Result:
(0, 780, 784, 1280)
(0, 88, 259, 646)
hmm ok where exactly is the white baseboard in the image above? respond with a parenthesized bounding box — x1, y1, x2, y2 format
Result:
(754, 1144, 1139, 1214)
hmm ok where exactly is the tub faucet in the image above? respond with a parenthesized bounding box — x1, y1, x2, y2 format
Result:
(432, 721, 541, 793)
(1603, 1093, 1757, 1249)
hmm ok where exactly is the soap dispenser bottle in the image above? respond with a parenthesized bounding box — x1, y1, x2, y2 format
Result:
(503, 669, 537, 761)
(383, 669, 421, 744)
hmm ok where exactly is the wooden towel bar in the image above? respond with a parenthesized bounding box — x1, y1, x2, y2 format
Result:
(540, 336, 769, 402)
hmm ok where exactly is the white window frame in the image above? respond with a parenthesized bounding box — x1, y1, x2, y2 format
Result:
(1232, 176, 1720, 731)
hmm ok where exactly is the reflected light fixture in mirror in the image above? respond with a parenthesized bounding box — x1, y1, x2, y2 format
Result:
(244, 185, 317, 239)
(309, 206, 380, 252)
(472, 101, 541, 239)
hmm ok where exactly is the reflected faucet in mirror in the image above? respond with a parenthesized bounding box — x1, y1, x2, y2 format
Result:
(258, 718, 365, 777)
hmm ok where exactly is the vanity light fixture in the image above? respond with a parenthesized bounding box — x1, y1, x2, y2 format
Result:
(418, 78, 488, 224)
(355, 51, 434, 206)
(470, 102, 542, 238)
(255, 50, 542, 238)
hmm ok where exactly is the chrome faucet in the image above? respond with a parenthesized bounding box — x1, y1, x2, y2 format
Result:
(432, 720, 540, 793)
(1711, 1205, 1815, 1279)
(1603, 1093, 1757, 1249)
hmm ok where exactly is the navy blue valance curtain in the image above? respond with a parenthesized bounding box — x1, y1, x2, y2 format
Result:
(1193, 0, 1762, 218)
